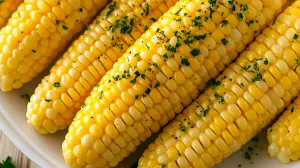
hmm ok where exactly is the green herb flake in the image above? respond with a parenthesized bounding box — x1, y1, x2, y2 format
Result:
(181, 58, 190, 66)
(240, 4, 248, 11)
(0, 156, 15, 168)
(161, 164, 166, 168)
(214, 93, 224, 104)
(53, 82, 60, 88)
(237, 13, 243, 20)
(21, 93, 30, 102)
(221, 38, 229, 45)
(179, 122, 186, 132)
(62, 25, 68, 30)
(248, 146, 254, 151)
(246, 20, 254, 27)
(32, 50, 36, 53)
(175, 8, 182, 16)
(55, 19, 60, 25)
(291, 107, 295, 113)
(45, 99, 52, 102)
(145, 88, 151, 95)
(154, 82, 160, 88)
(0, 0, 5, 5)
(220, 20, 228, 27)
(81, 103, 86, 108)
(294, 59, 300, 72)
(294, 33, 299, 40)
(150, 17, 157, 22)
(190, 48, 200, 57)
(245, 151, 251, 160)
(135, 94, 139, 99)
(251, 136, 259, 142)
(144, 3, 150, 16)
(263, 58, 268, 65)
(106, 1, 116, 18)
(79, 8, 83, 12)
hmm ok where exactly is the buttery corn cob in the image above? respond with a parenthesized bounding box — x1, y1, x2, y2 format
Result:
(138, 2, 300, 167)
(26, 0, 179, 134)
(0, 0, 23, 28)
(62, 0, 286, 167)
(0, 0, 110, 92)
(267, 97, 300, 163)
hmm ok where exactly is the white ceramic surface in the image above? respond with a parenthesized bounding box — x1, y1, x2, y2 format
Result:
(0, 73, 299, 168)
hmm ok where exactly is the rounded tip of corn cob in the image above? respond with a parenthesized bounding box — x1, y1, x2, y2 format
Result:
(267, 98, 300, 163)
(0, 0, 109, 92)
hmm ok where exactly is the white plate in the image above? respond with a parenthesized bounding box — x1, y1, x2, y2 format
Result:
(0, 73, 299, 168)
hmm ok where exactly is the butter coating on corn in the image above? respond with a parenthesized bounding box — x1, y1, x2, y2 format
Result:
(27, 0, 179, 134)
(62, 0, 285, 167)
(0, 0, 23, 28)
(139, 2, 300, 167)
(0, 0, 109, 91)
(267, 97, 300, 163)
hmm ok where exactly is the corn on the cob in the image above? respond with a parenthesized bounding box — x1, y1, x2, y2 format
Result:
(0, 0, 23, 28)
(62, 0, 285, 167)
(0, 0, 110, 92)
(267, 97, 300, 163)
(138, 2, 300, 167)
(26, 0, 179, 134)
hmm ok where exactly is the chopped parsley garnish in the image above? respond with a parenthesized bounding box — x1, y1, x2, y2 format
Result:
(246, 20, 254, 27)
(181, 58, 190, 66)
(209, 0, 217, 6)
(144, 3, 150, 16)
(201, 106, 210, 117)
(45, 99, 52, 102)
(163, 53, 168, 60)
(81, 103, 86, 108)
(32, 50, 36, 53)
(221, 38, 229, 45)
(164, 40, 181, 52)
(0, 0, 5, 5)
(240, 4, 248, 11)
(190, 48, 200, 57)
(154, 82, 160, 88)
(83, 25, 88, 31)
(0, 156, 15, 168)
(220, 20, 228, 27)
(161, 164, 166, 168)
(135, 94, 139, 99)
(192, 16, 202, 28)
(175, 8, 182, 15)
(106, 1, 116, 18)
(206, 77, 226, 89)
(53, 82, 60, 88)
(21, 93, 30, 102)
(294, 33, 299, 40)
(263, 58, 268, 65)
(293, 59, 300, 72)
(62, 25, 68, 30)
(214, 93, 224, 104)
(150, 17, 157, 22)
(237, 13, 243, 20)
(79, 8, 83, 12)
(245, 151, 251, 160)
(113, 74, 120, 81)
(98, 91, 103, 99)
(55, 20, 60, 25)
(184, 34, 206, 44)
(145, 88, 151, 95)
(228, 0, 235, 12)
(291, 107, 295, 113)
(108, 16, 135, 34)
(208, 6, 215, 19)
(134, 53, 141, 61)
(179, 122, 186, 131)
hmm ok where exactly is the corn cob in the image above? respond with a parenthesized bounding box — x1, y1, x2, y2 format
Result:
(62, 0, 286, 167)
(267, 97, 300, 163)
(0, 0, 23, 28)
(0, 0, 110, 92)
(26, 0, 179, 134)
(138, 2, 300, 167)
